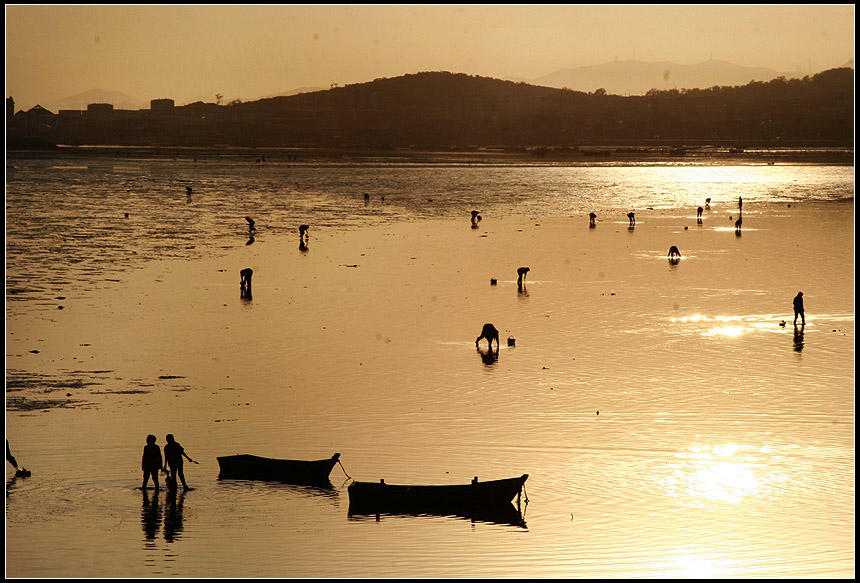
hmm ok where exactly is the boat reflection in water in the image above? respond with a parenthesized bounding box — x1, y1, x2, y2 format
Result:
(217, 478, 341, 501)
(347, 474, 529, 528)
(348, 501, 528, 528)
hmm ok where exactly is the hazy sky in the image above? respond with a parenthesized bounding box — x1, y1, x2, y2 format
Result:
(5, 4, 855, 110)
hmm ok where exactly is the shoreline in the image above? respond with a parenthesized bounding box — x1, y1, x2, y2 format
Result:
(6, 143, 855, 165)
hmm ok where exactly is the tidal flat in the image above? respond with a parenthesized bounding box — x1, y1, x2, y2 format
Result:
(5, 156, 854, 578)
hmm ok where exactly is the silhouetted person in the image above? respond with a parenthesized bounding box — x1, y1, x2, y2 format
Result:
(141, 434, 163, 490)
(299, 224, 309, 239)
(627, 212, 636, 226)
(364, 193, 370, 203)
(738, 196, 743, 213)
(163, 434, 196, 490)
(6, 439, 17, 469)
(471, 210, 482, 228)
(7, 440, 29, 477)
(734, 217, 742, 233)
(476, 323, 500, 350)
(589, 212, 597, 227)
(245, 216, 256, 234)
(517, 267, 530, 288)
(668, 245, 681, 259)
(793, 292, 805, 326)
(705, 197, 711, 209)
(240, 268, 253, 300)
(186, 186, 192, 197)
(697, 206, 703, 218)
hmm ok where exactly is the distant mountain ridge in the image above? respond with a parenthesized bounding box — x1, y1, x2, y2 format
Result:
(257, 86, 327, 100)
(33, 59, 851, 112)
(12, 67, 853, 149)
(522, 59, 812, 95)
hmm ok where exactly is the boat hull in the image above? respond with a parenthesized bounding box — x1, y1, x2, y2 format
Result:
(217, 453, 340, 485)
(347, 473, 528, 515)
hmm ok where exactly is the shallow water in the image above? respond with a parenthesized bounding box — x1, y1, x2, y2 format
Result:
(5, 153, 855, 578)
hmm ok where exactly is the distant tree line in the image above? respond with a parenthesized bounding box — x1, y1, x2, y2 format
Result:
(8, 68, 853, 149)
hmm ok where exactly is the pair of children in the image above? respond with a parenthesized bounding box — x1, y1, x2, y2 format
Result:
(141, 434, 196, 490)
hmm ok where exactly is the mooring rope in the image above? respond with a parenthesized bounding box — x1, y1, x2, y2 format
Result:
(337, 458, 352, 480)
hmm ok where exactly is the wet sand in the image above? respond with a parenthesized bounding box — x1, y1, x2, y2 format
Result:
(5, 200, 855, 578)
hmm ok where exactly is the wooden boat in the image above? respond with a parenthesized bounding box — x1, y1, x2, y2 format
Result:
(347, 473, 528, 515)
(217, 452, 341, 485)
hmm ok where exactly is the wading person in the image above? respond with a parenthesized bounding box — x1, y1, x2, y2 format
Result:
(163, 434, 197, 490)
(793, 291, 805, 326)
(476, 323, 500, 350)
(141, 434, 162, 490)
(6, 439, 18, 469)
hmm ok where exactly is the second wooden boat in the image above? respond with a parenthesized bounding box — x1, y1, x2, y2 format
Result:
(347, 473, 528, 514)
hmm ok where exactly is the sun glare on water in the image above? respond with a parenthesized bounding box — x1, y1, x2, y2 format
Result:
(663, 443, 764, 508)
(671, 553, 719, 578)
(705, 325, 746, 337)
(670, 314, 752, 337)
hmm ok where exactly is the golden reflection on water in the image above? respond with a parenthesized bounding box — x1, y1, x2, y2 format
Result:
(670, 552, 720, 578)
(670, 314, 795, 338)
(672, 313, 748, 337)
(705, 325, 746, 337)
(664, 444, 763, 508)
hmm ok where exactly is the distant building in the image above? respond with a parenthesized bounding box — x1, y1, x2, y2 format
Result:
(14, 104, 57, 135)
(87, 103, 114, 116)
(57, 109, 84, 135)
(150, 98, 175, 113)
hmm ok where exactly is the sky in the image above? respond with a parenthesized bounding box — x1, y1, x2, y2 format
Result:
(5, 4, 855, 111)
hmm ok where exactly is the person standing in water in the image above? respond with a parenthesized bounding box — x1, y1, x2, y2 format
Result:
(793, 291, 805, 326)
(141, 434, 163, 489)
(6, 439, 18, 469)
(163, 434, 197, 490)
